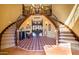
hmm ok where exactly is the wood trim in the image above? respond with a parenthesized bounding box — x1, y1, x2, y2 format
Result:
(0, 21, 16, 50)
(46, 15, 79, 41)
(22, 4, 25, 16)
(44, 15, 58, 29)
(56, 18, 79, 41)
(44, 15, 59, 45)
(15, 15, 30, 46)
(0, 13, 78, 50)
(0, 14, 30, 50)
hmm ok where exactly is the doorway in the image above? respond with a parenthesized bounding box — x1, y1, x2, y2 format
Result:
(32, 19, 43, 37)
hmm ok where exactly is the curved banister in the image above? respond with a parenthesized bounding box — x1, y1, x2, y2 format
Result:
(0, 19, 17, 50)
(45, 15, 79, 41)
(44, 15, 59, 45)
(0, 15, 30, 50)
(0, 11, 79, 50)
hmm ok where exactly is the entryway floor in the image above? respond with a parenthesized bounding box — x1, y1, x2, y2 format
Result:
(18, 36, 56, 51)
(1, 37, 79, 55)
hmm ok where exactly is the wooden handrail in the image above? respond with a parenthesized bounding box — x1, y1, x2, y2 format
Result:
(46, 15, 79, 41)
(15, 15, 30, 46)
(0, 15, 22, 50)
(0, 13, 79, 50)
(0, 15, 30, 50)
(44, 15, 60, 45)
(0, 19, 17, 50)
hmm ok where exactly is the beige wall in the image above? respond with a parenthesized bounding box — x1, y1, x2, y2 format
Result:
(43, 15, 57, 38)
(19, 15, 32, 33)
(19, 15, 57, 38)
(0, 4, 22, 33)
(72, 17, 79, 37)
(52, 4, 74, 22)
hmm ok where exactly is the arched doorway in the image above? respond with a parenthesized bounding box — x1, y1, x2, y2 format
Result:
(32, 17, 43, 37)
(16, 15, 58, 51)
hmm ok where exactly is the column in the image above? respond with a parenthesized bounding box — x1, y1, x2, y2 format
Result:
(16, 30, 20, 46)
(55, 29, 59, 45)
(24, 31, 26, 39)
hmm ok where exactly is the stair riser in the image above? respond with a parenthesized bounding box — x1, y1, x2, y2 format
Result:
(1, 41, 15, 45)
(1, 23, 16, 49)
(4, 31, 15, 34)
(59, 41, 79, 44)
(5, 29, 16, 32)
(2, 37, 15, 40)
(2, 34, 15, 37)
(59, 34, 73, 35)
(59, 35, 74, 37)
(59, 38, 75, 40)
(1, 43, 15, 49)
(60, 32, 72, 34)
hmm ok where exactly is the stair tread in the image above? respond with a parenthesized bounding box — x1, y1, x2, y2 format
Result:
(60, 32, 72, 34)
(59, 33, 73, 36)
(59, 30, 70, 32)
(71, 44, 79, 50)
(59, 36, 75, 38)
(4, 31, 15, 33)
(5, 29, 16, 31)
(60, 34, 73, 35)
(59, 40, 79, 44)
(2, 34, 15, 36)
(59, 38, 75, 40)
(59, 35, 74, 37)
(2, 36, 15, 39)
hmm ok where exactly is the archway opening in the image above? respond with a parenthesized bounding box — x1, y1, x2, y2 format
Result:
(17, 15, 58, 51)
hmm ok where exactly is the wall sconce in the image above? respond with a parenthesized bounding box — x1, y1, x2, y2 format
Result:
(46, 24, 47, 26)
(27, 24, 29, 26)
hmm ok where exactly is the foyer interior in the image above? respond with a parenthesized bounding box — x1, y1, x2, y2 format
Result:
(0, 4, 79, 55)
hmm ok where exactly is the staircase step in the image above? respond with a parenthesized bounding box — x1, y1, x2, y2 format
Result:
(4, 32, 15, 34)
(5, 28, 15, 31)
(59, 27, 69, 29)
(1, 22, 17, 49)
(1, 40, 15, 45)
(4, 31, 15, 34)
(59, 39, 76, 41)
(2, 33, 15, 37)
(71, 44, 79, 50)
(59, 36, 75, 40)
(8, 27, 16, 29)
(59, 40, 79, 44)
(2, 36, 15, 40)
(60, 32, 72, 34)
(59, 33, 73, 36)
(1, 43, 15, 49)
(59, 35, 74, 37)
(59, 29, 70, 32)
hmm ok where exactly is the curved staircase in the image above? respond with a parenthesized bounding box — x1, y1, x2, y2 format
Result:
(59, 25, 79, 44)
(0, 15, 79, 50)
(1, 23, 16, 49)
(46, 15, 79, 50)
(0, 15, 27, 49)
(59, 24, 79, 50)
